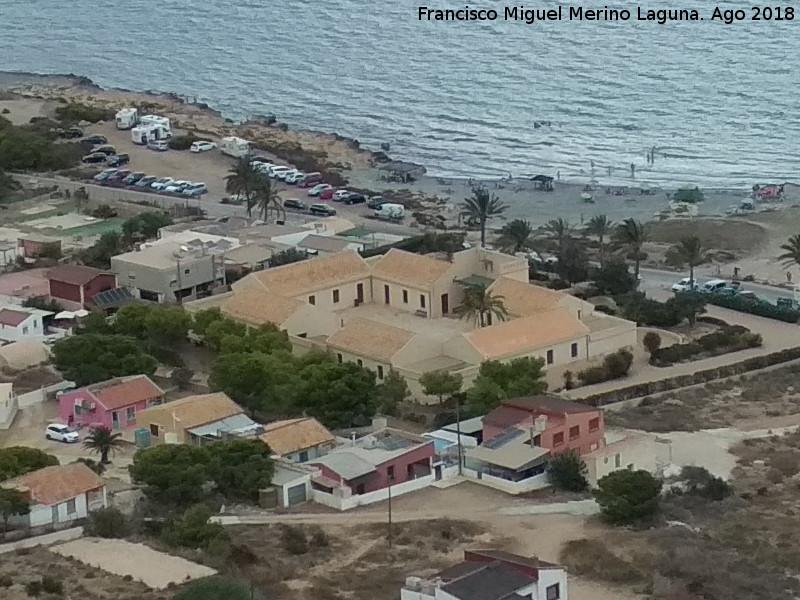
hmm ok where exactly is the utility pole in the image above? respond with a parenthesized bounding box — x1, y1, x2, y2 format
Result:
(175, 257, 183, 305)
(455, 395, 463, 475)
(387, 484, 393, 548)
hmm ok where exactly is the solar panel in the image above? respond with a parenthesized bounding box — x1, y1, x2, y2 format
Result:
(483, 428, 524, 449)
(94, 287, 134, 308)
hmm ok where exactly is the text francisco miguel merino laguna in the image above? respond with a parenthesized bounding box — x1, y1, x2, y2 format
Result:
(419, 5, 709, 23)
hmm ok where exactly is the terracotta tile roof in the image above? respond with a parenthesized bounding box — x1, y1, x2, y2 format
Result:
(327, 317, 415, 362)
(84, 375, 163, 411)
(463, 308, 589, 360)
(0, 308, 31, 327)
(482, 406, 535, 429)
(487, 277, 563, 316)
(251, 252, 370, 296)
(3, 463, 104, 506)
(221, 287, 303, 326)
(138, 392, 243, 431)
(503, 396, 600, 415)
(47, 264, 110, 286)
(371, 248, 452, 289)
(260, 417, 335, 456)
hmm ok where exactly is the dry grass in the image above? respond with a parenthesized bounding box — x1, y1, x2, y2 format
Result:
(648, 219, 769, 254)
(606, 364, 800, 432)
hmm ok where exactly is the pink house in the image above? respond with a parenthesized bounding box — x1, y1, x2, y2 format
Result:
(58, 375, 164, 431)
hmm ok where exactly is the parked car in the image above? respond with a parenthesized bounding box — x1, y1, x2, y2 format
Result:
(106, 153, 130, 167)
(182, 182, 208, 197)
(45, 423, 79, 443)
(672, 277, 699, 293)
(135, 175, 158, 188)
(299, 172, 323, 187)
(190, 141, 217, 153)
(107, 170, 131, 183)
(273, 168, 295, 181)
(319, 187, 336, 200)
(93, 168, 118, 182)
(82, 152, 108, 164)
(308, 183, 333, 197)
(147, 139, 169, 152)
(344, 193, 366, 205)
(700, 279, 727, 294)
(332, 190, 352, 201)
(84, 134, 108, 145)
(94, 145, 117, 156)
(59, 127, 83, 139)
(367, 196, 389, 209)
(164, 180, 191, 194)
(310, 203, 337, 216)
(123, 172, 146, 185)
(283, 198, 307, 210)
(269, 166, 292, 178)
(151, 177, 175, 191)
(284, 171, 306, 184)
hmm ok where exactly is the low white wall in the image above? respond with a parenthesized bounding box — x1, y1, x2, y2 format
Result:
(0, 527, 84, 555)
(312, 474, 436, 511)
(17, 381, 75, 408)
(462, 468, 550, 495)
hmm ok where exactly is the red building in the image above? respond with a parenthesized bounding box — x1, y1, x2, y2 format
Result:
(309, 428, 434, 495)
(46, 265, 117, 308)
(482, 396, 604, 455)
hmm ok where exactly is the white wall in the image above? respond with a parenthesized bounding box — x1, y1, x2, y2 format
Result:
(585, 435, 659, 487)
(312, 474, 435, 510)
(536, 569, 569, 600)
(461, 469, 550, 494)
(0, 313, 43, 342)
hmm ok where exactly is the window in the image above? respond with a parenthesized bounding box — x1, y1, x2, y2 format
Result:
(546, 583, 560, 600)
(128, 273, 136, 280)
(377, 365, 384, 379)
(33, 320, 37, 328)
(402, 290, 409, 304)
(333, 289, 340, 303)
(420, 294, 426, 308)
(387, 465, 395, 481)
(553, 432, 564, 446)
(150, 424, 159, 437)
(169, 279, 177, 287)
(546, 349, 554, 365)
(357, 359, 363, 367)
(589, 417, 600, 432)
(126, 406, 136, 422)
(66, 498, 77, 515)
(184, 268, 190, 274)
(615, 453, 621, 468)
(569, 425, 580, 440)
(571, 342, 578, 358)
(22, 326, 29, 335)
(337, 353, 343, 363)
(309, 295, 316, 305)
(297, 332, 307, 338)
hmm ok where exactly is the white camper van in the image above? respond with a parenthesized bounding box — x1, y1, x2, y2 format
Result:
(115, 108, 139, 130)
(131, 124, 171, 145)
(374, 203, 405, 220)
(139, 114, 172, 133)
(220, 136, 251, 158)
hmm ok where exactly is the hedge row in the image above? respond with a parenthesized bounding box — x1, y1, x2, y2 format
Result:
(577, 349, 634, 385)
(652, 325, 763, 366)
(579, 346, 800, 407)
(705, 293, 800, 323)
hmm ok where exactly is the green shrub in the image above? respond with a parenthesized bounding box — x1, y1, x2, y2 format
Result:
(25, 580, 42, 597)
(40, 575, 63, 595)
(84, 506, 129, 538)
(547, 451, 589, 492)
(577, 349, 634, 385)
(280, 525, 309, 555)
(54, 103, 114, 124)
(705, 293, 800, 323)
(652, 325, 762, 366)
(167, 133, 198, 151)
(0, 575, 12, 587)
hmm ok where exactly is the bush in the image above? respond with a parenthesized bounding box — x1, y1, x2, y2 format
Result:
(40, 575, 63, 595)
(547, 451, 588, 492)
(167, 133, 198, 151)
(161, 505, 229, 550)
(0, 575, 12, 587)
(593, 470, 662, 525)
(705, 293, 800, 323)
(652, 325, 762, 366)
(677, 466, 732, 501)
(172, 577, 251, 600)
(54, 103, 114, 124)
(642, 331, 661, 359)
(577, 349, 634, 385)
(280, 525, 309, 555)
(84, 506, 129, 538)
(91, 204, 117, 219)
(25, 580, 42, 597)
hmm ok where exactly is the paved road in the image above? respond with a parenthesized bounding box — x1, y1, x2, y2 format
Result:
(639, 267, 799, 304)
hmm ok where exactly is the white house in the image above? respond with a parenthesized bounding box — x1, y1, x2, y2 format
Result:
(2, 463, 107, 528)
(402, 550, 568, 600)
(0, 306, 51, 342)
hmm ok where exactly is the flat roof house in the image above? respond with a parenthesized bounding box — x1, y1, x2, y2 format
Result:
(58, 374, 164, 431)
(2, 463, 107, 529)
(47, 265, 117, 309)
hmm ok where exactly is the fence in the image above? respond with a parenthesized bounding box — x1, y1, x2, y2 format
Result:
(311, 474, 436, 511)
(461, 468, 549, 495)
(17, 380, 75, 408)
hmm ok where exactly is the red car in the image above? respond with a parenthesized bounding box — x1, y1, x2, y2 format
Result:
(319, 188, 336, 200)
(300, 173, 323, 187)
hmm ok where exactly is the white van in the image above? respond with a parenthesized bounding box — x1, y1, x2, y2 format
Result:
(115, 107, 139, 130)
(374, 203, 405, 220)
(220, 136, 251, 158)
(700, 279, 727, 294)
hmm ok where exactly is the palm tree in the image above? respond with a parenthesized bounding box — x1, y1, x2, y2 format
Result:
(778, 234, 800, 273)
(544, 218, 572, 254)
(586, 215, 614, 267)
(454, 284, 508, 327)
(225, 158, 259, 218)
(498, 219, 535, 253)
(255, 177, 284, 223)
(677, 235, 704, 288)
(83, 426, 124, 464)
(613, 218, 649, 281)
(460, 184, 508, 247)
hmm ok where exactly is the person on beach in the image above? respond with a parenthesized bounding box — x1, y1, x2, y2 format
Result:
(557, 170, 560, 181)
(651, 146, 657, 164)
(646, 151, 651, 165)
(630, 163, 635, 179)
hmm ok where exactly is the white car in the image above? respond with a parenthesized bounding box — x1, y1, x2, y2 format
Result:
(284, 171, 306, 184)
(151, 177, 175, 190)
(190, 141, 217, 153)
(308, 183, 333, 197)
(332, 189, 352, 201)
(672, 277, 699, 293)
(45, 423, 79, 443)
(253, 162, 273, 174)
(273, 168, 297, 181)
(268, 166, 292, 178)
(164, 180, 191, 193)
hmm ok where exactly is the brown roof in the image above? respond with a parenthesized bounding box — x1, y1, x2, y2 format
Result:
(371, 248, 452, 289)
(327, 317, 415, 362)
(3, 463, 104, 506)
(47, 264, 110, 286)
(138, 392, 243, 431)
(251, 252, 370, 296)
(260, 417, 335, 456)
(463, 308, 589, 360)
(503, 396, 600, 415)
(221, 287, 303, 326)
(86, 375, 163, 411)
(0, 308, 32, 327)
(487, 277, 563, 316)
(298, 235, 355, 254)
